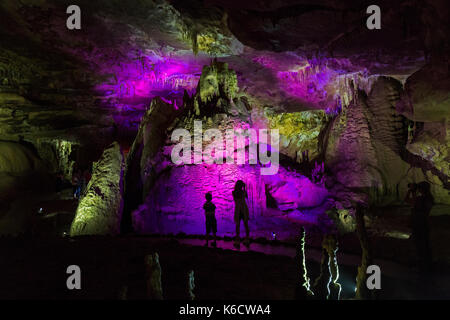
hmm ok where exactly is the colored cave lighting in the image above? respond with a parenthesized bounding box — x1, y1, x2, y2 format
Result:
(95, 56, 201, 101)
(277, 64, 332, 107)
(134, 145, 329, 235)
(170, 121, 281, 175)
(252, 54, 364, 115)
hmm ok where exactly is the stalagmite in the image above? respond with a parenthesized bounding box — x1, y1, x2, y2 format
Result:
(70, 142, 125, 236)
(145, 253, 163, 300)
(187, 270, 195, 300)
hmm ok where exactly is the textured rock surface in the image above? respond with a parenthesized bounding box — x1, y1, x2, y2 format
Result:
(195, 61, 238, 111)
(129, 63, 330, 235)
(326, 94, 380, 191)
(407, 123, 449, 178)
(0, 0, 448, 229)
(397, 61, 450, 122)
(0, 141, 48, 213)
(406, 122, 450, 204)
(33, 138, 78, 180)
(1, 0, 444, 126)
(0, 141, 45, 173)
(325, 76, 423, 205)
(70, 142, 125, 236)
(266, 109, 328, 162)
(397, 60, 450, 203)
(123, 96, 181, 231)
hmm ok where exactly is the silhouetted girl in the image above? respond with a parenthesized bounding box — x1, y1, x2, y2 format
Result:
(233, 180, 250, 246)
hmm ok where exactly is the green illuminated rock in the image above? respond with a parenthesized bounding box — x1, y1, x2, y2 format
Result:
(70, 142, 125, 236)
(407, 124, 449, 177)
(196, 60, 238, 111)
(266, 110, 327, 162)
(0, 141, 45, 173)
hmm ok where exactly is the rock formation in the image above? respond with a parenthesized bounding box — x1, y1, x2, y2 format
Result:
(145, 252, 164, 300)
(187, 270, 195, 300)
(128, 61, 330, 234)
(0, 0, 449, 301)
(122, 96, 182, 232)
(70, 142, 125, 236)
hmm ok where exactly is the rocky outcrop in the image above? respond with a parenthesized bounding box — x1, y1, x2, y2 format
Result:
(70, 142, 125, 236)
(122, 97, 181, 232)
(127, 97, 181, 198)
(326, 90, 388, 203)
(0, 45, 118, 176)
(397, 60, 450, 203)
(195, 60, 239, 108)
(323, 75, 449, 205)
(0, 141, 46, 173)
(33, 138, 78, 180)
(407, 123, 449, 177)
(129, 62, 331, 234)
(266, 109, 328, 162)
(397, 61, 450, 122)
(0, 0, 448, 241)
(0, 141, 48, 212)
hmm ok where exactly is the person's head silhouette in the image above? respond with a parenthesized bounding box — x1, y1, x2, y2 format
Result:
(417, 181, 434, 204)
(234, 180, 245, 192)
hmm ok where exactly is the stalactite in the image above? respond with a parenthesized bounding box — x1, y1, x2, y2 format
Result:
(295, 227, 314, 299)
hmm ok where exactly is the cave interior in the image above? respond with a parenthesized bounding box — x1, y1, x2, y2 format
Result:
(0, 0, 449, 300)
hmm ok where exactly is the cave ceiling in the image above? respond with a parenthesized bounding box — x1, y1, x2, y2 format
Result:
(0, 0, 448, 131)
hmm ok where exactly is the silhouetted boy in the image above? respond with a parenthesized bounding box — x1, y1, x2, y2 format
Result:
(203, 192, 217, 247)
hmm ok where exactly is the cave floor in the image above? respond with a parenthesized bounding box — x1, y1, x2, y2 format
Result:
(0, 235, 448, 300)
(1, 186, 450, 299)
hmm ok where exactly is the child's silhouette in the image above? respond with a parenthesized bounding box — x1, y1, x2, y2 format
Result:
(203, 192, 217, 247)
